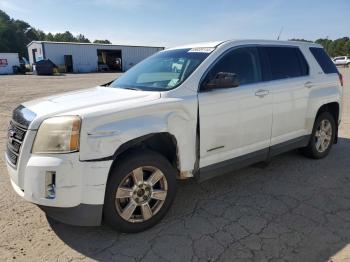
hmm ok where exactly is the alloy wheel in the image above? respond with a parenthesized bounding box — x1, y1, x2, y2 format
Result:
(115, 166, 168, 223)
(315, 119, 332, 153)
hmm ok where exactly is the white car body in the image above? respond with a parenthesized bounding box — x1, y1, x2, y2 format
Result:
(6, 40, 343, 226)
(333, 56, 350, 66)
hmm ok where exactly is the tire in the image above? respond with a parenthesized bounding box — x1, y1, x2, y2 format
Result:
(103, 149, 178, 233)
(301, 112, 336, 159)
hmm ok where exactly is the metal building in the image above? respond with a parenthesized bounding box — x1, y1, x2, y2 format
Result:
(27, 41, 164, 73)
(0, 53, 19, 74)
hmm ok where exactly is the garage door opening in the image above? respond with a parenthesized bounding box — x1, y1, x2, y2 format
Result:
(97, 49, 122, 72)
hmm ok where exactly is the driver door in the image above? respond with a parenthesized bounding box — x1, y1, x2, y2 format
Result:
(198, 46, 273, 172)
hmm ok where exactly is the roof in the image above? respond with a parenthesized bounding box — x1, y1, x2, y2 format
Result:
(226, 39, 322, 47)
(27, 41, 164, 49)
(167, 39, 322, 50)
(167, 41, 225, 50)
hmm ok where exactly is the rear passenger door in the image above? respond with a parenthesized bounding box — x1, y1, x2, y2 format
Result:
(258, 46, 311, 147)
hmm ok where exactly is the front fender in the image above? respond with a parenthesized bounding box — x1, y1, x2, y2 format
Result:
(79, 104, 197, 173)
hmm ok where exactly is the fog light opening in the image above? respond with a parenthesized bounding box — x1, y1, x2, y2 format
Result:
(45, 171, 56, 199)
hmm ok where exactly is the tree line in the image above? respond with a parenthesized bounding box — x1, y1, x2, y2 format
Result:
(1, 9, 349, 59)
(290, 38, 350, 57)
(0, 10, 111, 58)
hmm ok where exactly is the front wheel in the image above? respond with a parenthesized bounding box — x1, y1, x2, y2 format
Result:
(103, 149, 178, 233)
(301, 112, 336, 159)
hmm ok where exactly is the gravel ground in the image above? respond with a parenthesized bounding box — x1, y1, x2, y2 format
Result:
(0, 70, 350, 262)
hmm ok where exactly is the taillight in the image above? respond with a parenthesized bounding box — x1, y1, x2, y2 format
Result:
(339, 73, 344, 87)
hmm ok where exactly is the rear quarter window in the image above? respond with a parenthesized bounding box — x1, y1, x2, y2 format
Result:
(309, 47, 338, 74)
(262, 46, 309, 80)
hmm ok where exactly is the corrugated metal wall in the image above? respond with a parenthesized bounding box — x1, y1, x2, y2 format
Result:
(28, 42, 163, 73)
(121, 46, 164, 71)
(44, 43, 98, 73)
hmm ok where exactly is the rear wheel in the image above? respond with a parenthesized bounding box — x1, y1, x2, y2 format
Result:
(103, 149, 178, 233)
(301, 112, 336, 159)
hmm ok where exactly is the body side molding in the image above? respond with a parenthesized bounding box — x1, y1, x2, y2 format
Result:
(199, 135, 311, 182)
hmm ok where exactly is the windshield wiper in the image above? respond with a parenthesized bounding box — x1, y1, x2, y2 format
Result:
(122, 87, 142, 91)
(101, 81, 113, 87)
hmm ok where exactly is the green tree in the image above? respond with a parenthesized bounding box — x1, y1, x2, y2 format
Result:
(45, 33, 54, 41)
(0, 9, 10, 23)
(76, 34, 90, 43)
(289, 38, 313, 43)
(0, 9, 95, 58)
(93, 39, 111, 44)
(315, 37, 350, 57)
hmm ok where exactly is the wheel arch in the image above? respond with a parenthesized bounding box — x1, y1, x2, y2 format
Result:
(108, 132, 182, 179)
(316, 102, 339, 122)
(315, 102, 340, 143)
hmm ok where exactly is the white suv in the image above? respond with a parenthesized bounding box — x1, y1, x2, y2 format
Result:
(333, 56, 350, 67)
(6, 40, 343, 232)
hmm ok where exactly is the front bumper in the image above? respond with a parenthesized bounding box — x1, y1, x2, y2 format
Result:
(39, 204, 103, 226)
(7, 153, 112, 226)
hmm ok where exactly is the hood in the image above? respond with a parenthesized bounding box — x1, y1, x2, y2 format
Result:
(22, 86, 160, 129)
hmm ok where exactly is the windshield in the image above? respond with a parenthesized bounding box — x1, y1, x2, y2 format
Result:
(109, 48, 212, 91)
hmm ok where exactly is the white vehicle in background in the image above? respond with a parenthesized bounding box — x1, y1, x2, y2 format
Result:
(333, 56, 350, 67)
(6, 40, 343, 233)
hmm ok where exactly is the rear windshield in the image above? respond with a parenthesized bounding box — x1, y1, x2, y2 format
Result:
(309, 47, 338, 74)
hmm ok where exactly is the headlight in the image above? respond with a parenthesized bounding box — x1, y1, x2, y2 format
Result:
(32, 116, 81, 154)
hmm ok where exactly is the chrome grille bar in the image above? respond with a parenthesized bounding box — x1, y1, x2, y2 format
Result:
(6, 121, 28, 168)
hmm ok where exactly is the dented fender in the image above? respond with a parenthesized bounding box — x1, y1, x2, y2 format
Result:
(79, 96, 198, 174)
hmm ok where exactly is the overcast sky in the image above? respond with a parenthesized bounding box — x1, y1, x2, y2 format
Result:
(0, 0, 349, 48)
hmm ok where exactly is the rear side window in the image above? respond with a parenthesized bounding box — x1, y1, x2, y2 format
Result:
(309, 47, 338, 74)
(262, 47, 309, 80)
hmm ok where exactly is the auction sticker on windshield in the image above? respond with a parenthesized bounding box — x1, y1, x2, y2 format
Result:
(188, 47, 215, 53)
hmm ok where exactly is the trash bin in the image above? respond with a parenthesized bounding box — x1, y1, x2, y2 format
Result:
(34, 59, 57, 75)
(12, 66, 19, 74)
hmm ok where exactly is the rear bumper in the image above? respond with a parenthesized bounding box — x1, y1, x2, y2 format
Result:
(39, 204, 103, 226)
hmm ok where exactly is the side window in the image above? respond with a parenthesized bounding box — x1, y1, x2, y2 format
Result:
(309, 47, 338, 74)
(204, 47, 262, 86)
(262, 46, 309, 80)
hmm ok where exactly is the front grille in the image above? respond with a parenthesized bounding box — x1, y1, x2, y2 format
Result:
(6, 121, 27, 167)
(9, 124, 26, 141)
(6, 145, 18, 166)
(6, 106, 35, 168)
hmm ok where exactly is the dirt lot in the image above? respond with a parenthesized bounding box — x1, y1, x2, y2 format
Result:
(0, 70, 350, 262)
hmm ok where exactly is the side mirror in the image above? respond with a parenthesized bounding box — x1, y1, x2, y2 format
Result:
(202, 72, 240, 91)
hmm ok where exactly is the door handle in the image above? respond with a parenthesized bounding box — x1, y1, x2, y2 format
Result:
(255, 89, 269, 97)
(304, 81, 314, 88)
